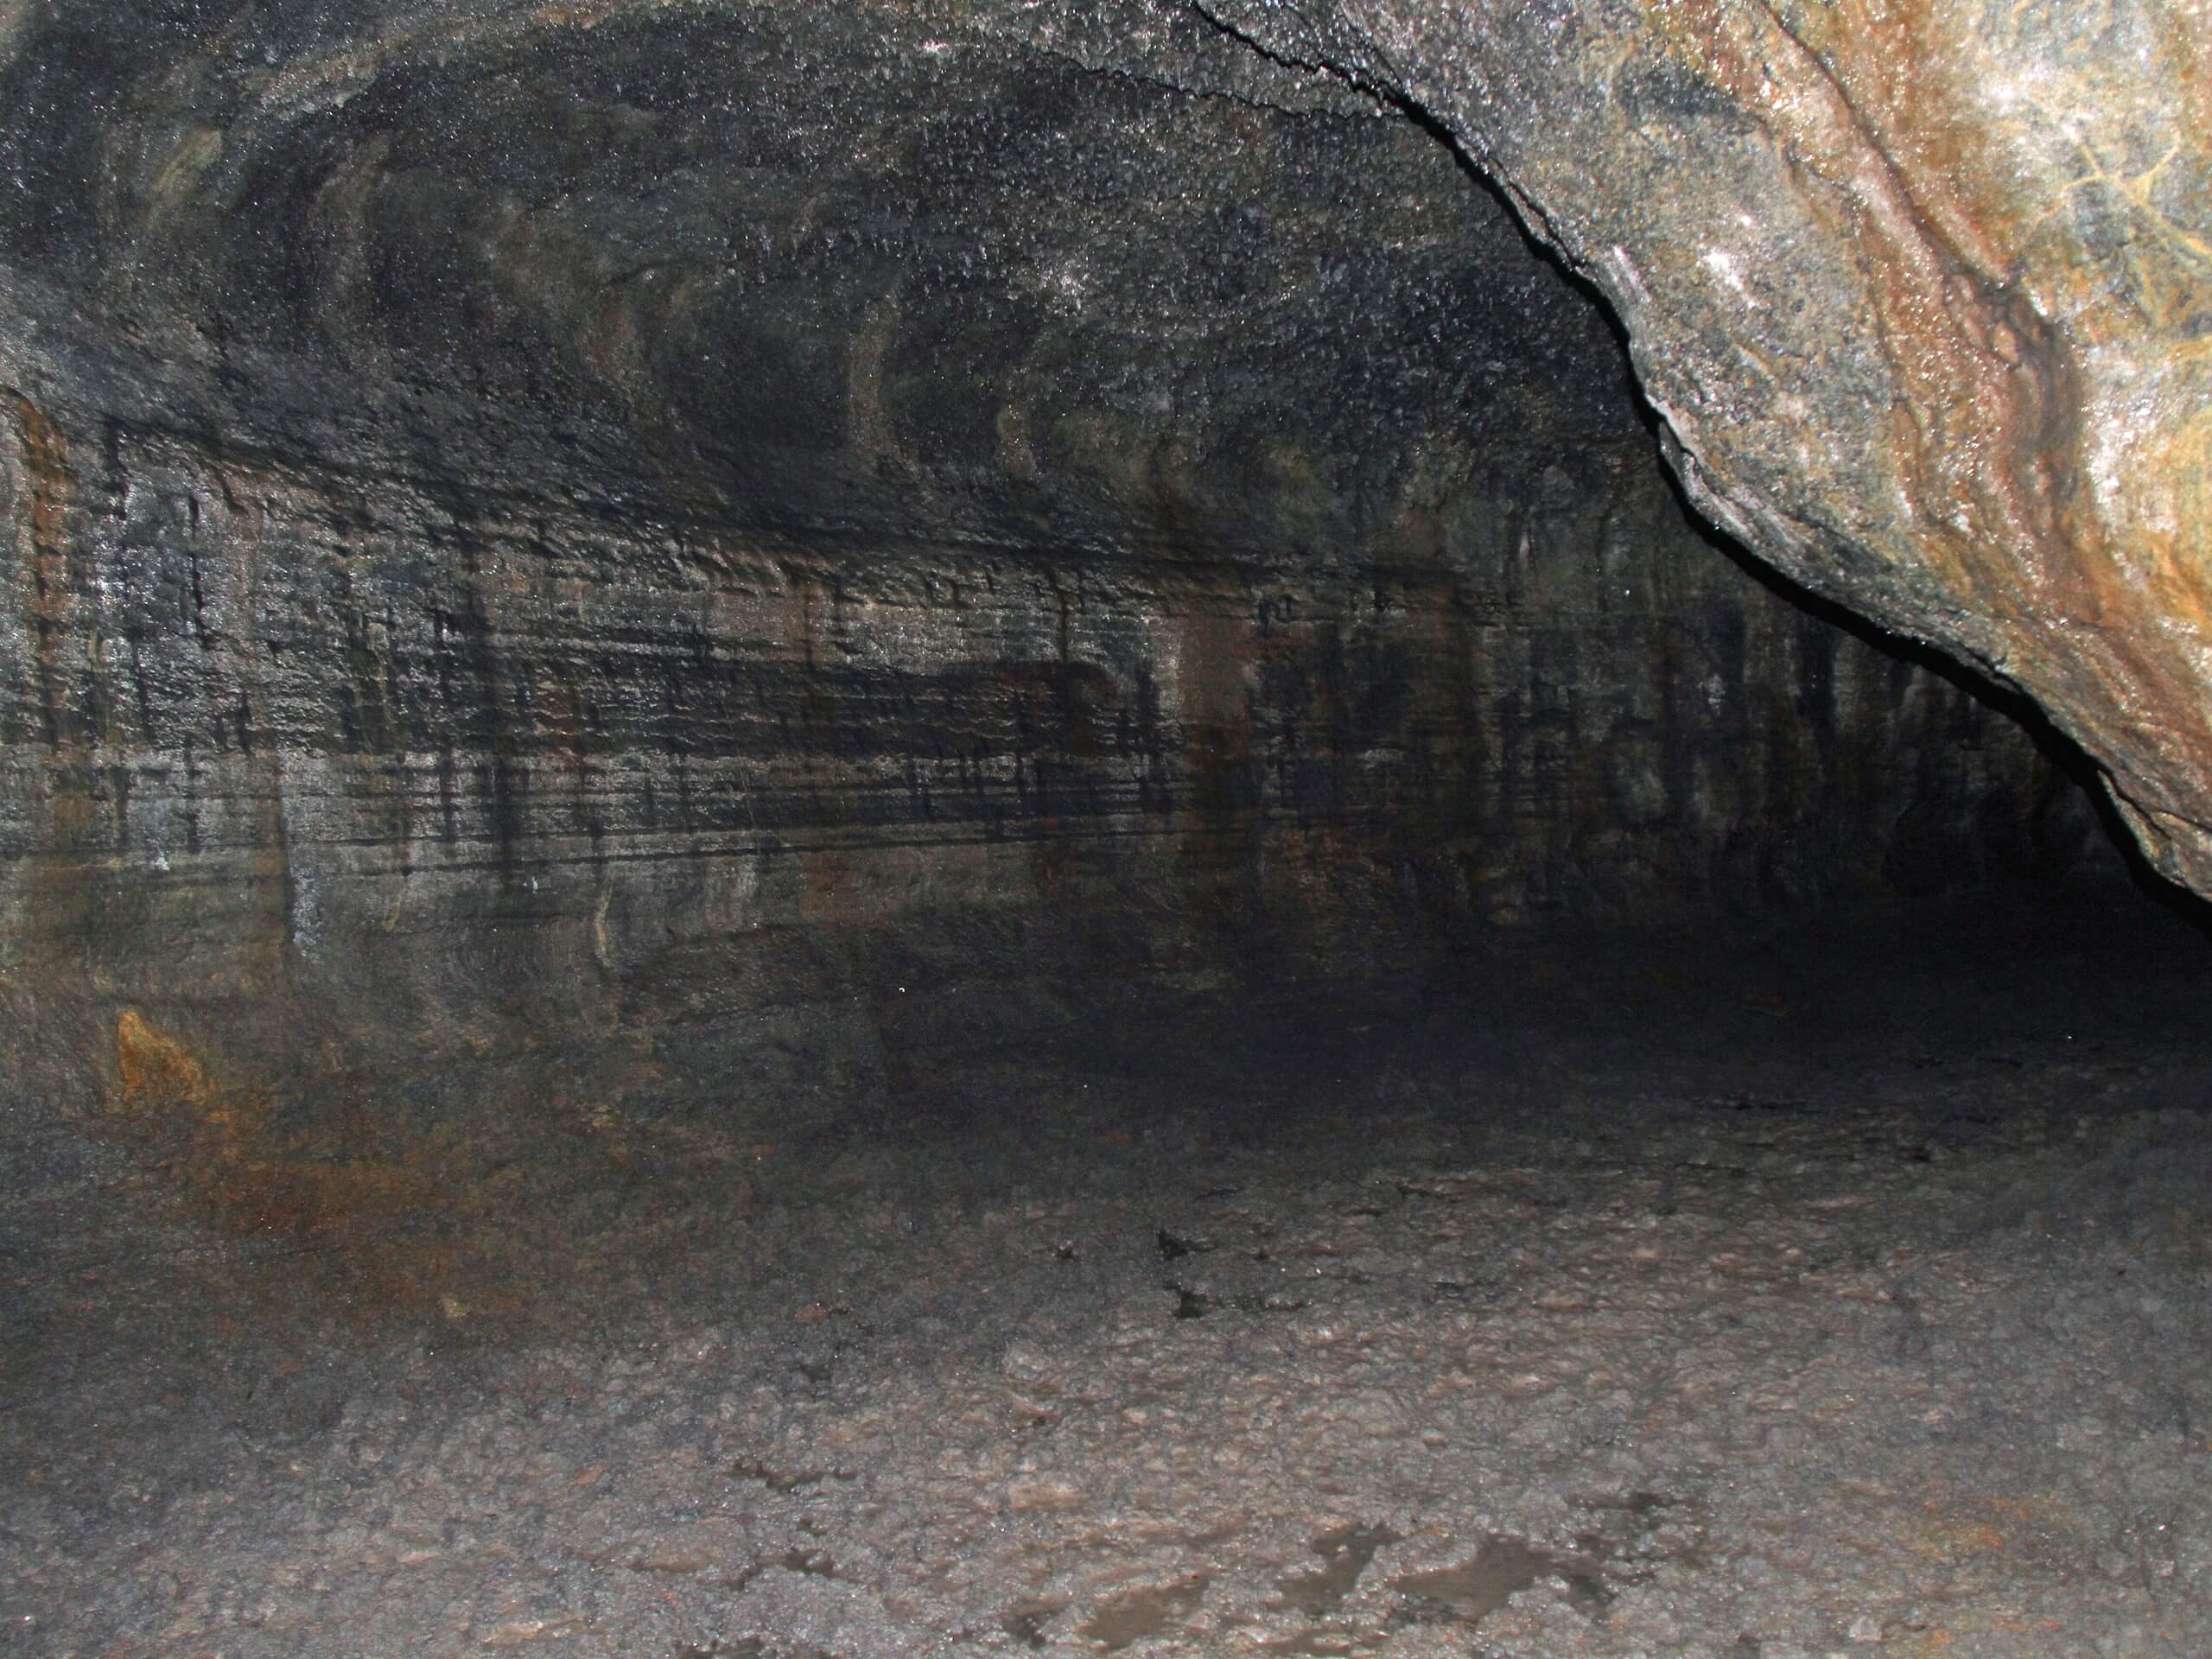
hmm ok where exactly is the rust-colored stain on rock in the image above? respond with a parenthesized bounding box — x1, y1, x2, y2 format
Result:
(7, 391, 68, 553)
(114, 1008, 217, 1116)
(106, 1009, 469, 1319)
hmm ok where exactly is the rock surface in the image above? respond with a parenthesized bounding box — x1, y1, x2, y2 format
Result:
(8, 922, 2212, 1656)
(0, 0, 2133, 1120)
(1205, 0, 2212, 891)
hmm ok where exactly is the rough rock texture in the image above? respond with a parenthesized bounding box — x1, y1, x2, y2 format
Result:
(8, 921, 2212, 1656)
(1, 13, 2204, 1657)
(0, 0, 2131, 1125)
(1205, 0, 2212, 892)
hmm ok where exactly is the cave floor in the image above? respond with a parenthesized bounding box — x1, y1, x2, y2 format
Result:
(7, 906, 2212, 1658)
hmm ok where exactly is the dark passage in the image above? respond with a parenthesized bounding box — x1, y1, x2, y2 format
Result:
(2, 3, 2209, 1656)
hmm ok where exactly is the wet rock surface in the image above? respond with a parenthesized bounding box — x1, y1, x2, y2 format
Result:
(5, 912, 2212, 1656)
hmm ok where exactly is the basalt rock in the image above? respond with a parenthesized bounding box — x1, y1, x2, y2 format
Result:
(0, 1, 2128, 1119)
(1205, 0, 2212, 894)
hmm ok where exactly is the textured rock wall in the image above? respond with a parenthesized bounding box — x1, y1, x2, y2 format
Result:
(0, 0, 2119, 1116)
(1204, 0, 2212, 895)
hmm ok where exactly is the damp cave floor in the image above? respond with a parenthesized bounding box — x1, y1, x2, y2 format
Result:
(6, 901, 2212, 1658)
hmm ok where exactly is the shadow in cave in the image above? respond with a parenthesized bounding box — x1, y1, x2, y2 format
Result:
(1687, 503, 2212, 940)
(1363, 67, 2212, 946)
(9, 14, 2212, 1653)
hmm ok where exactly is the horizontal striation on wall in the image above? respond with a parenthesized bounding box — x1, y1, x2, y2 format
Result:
(1, 395, 2109, 1007)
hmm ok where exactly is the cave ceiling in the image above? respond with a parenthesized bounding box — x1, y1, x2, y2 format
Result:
(0, 0, 1637, 559)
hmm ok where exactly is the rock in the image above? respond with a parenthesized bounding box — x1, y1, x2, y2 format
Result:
(0, 1, 2134, 1116)
(1202, 0, 2212, 892)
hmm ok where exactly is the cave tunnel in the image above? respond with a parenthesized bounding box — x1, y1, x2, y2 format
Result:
(4, 3, 2212, 1655)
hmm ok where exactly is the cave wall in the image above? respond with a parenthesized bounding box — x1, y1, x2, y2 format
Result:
(1202, 0, 2212, 895)
(0, 0, 2120, 1117)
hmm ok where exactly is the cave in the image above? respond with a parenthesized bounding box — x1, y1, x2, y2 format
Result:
(4, 3, 2211, 1655)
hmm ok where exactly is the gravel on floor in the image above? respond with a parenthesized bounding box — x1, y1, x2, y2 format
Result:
(6, 918, 2212, 1658)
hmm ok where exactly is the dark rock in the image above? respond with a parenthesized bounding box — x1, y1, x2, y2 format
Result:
(1204, 0, 2212, 892)
(0, 1, 2131, 1125)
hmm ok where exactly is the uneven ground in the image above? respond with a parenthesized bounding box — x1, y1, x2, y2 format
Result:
(7, 898, 2212, 1659)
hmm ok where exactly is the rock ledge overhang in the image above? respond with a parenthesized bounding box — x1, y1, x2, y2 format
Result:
(1205, 0, 2212, 896)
